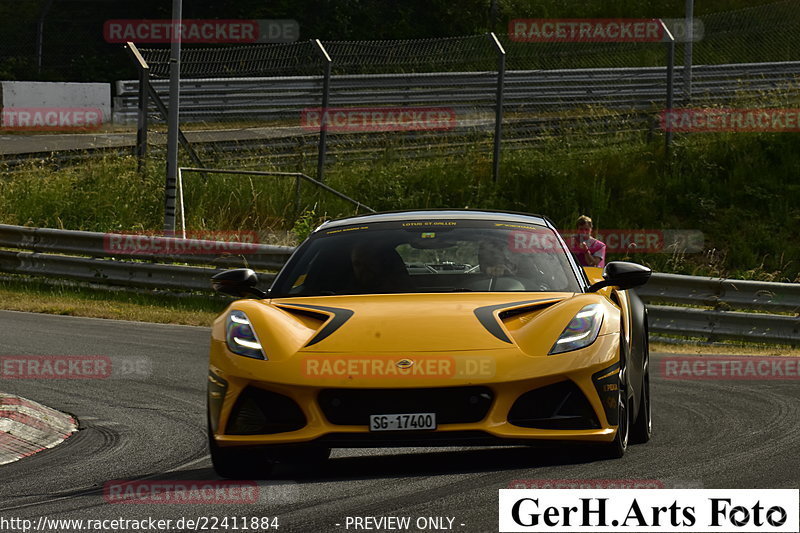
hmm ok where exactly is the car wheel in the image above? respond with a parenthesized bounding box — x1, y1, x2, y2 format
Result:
(600, 359, 630, 459)
(630, 353, 652, 444)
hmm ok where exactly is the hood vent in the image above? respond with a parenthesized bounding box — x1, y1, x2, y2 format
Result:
(474, 298, 562, 343)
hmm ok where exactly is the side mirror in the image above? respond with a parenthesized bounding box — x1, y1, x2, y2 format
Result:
(211, 268, 267, 298)
(587, 261, 651, 292)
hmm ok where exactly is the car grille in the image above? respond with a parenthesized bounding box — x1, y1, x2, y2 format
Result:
(318, 386, 494, 426)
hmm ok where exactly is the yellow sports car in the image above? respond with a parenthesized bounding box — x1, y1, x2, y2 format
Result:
(207, 210, 652, 477)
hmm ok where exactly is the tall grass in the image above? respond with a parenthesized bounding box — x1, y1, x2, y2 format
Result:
(1, 130, 798, 281)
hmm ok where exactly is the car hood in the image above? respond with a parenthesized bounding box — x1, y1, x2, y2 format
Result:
(263, 293, 579, 353)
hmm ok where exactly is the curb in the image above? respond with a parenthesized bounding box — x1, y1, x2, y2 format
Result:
(0, 393, 78, 465)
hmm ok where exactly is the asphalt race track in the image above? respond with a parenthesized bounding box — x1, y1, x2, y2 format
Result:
(0, 310, 798, 532)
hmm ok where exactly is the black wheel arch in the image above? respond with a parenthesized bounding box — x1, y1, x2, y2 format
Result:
(625, 289, 649, 420)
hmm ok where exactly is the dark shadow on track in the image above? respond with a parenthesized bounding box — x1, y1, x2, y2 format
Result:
(168, 443, 624, 482)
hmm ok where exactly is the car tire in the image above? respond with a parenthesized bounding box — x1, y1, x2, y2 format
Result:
(630, 352, 652, 444)
(601, 386, 629, 459)
(600, 355, 630, 459)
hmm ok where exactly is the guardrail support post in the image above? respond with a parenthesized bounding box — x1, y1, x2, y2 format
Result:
(488, 32, 506, 183)
(313, 39, 332, 183)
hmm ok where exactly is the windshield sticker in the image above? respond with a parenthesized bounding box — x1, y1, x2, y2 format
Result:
(494, 222, 543, 231)
(324, 225, 369, 235)
(401, 221, 457, 227)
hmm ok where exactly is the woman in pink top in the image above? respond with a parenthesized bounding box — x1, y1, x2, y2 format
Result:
(569, 215, 606, 268)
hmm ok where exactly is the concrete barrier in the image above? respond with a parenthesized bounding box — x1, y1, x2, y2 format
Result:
(1, 81, 111, 127)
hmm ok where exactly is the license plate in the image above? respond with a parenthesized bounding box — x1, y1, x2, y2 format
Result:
(369, 413, 436, 431)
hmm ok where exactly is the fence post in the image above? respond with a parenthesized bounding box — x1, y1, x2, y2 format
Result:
(126, 42, 150, 174)
(488, 32, 506, 183)
(662, 20, 676, 156)
(35, 0, 54, 75)
(313, 39, 332, 182)
(684, 0, 694, 103)
(164, 0, 183, 235)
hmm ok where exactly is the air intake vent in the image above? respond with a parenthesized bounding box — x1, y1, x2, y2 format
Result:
(508, 381, 600, 430)
(226, 387, 306, 435)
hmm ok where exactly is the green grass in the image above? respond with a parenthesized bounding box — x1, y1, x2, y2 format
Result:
(0, 277, 225, 326)
(1, 129, 799, 282)
(650, 341, 800, 357)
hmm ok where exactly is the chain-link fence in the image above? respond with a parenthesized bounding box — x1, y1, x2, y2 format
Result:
(4, 0, 800, 182)
(124, 35, 675, 177)
(112, 0, 800, 182)
(693, 0, 800, 65)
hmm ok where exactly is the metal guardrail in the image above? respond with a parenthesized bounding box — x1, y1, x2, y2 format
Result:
(113, 61, 800, 124)
(0, 224, 293, 270)
(637, 273, 800, 345)
(4, 61, 794, 170)
(645, 305, 798, 345)
(0, 224, 291, 291)
(0, 223, 797, 345)
(0, 251, 243, 292)
(636, 273, 800, 313)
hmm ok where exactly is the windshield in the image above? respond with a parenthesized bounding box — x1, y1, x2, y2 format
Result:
(270, 219, 581, 297)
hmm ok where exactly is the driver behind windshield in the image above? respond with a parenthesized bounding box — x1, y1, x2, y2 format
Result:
(477, 239, 517, 277)
(475, 239, 524, 291)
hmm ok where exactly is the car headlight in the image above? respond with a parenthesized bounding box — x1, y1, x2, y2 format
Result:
(549, 304, 604, 355)
(226, 310, 267, 360)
